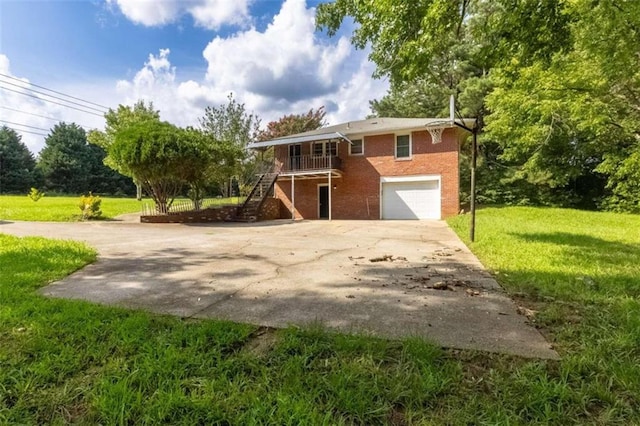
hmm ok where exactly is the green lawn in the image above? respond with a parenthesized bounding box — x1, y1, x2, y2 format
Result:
(448, 207, 640, 422)
(1, 207, 639, 424)
(0, 195, 143, 221)
(0, 195, 243, 222)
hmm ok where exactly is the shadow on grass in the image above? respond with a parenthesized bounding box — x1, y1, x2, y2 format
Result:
(0, 240, 94, 295)
(503, 231, 640, 299)
(513, 231, 639, 259)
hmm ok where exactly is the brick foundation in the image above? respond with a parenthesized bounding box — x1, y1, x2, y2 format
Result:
(140, 198, 284, 223)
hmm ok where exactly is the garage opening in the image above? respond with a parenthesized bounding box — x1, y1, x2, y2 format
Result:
(381, 176, 441, 220)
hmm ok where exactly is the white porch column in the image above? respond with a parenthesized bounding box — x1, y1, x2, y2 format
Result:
(291, 175, 295, 220)
(328, 172, 332, 221)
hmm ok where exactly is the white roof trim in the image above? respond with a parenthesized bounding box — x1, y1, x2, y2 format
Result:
(381, 174, 441, 183)
(248, 117, 476, 149)
(248, 132, 351, 149)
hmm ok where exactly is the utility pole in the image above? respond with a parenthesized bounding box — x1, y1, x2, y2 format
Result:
(449, 95, 478, 242)
(470, 122, 477, 242)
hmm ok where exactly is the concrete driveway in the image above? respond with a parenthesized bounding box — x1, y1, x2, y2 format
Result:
(1, 218, 557, 359)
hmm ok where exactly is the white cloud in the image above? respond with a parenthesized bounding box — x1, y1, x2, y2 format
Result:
(4, 0, 389, 154)
(106, 0, 251, 29)
(0, 55, 10, 74)
(112, 0, 388, 129)
(116, 49, 225, 126)
(106, 0, 181, 26)
(187, 0, 251, 29)
(202, 0, 353, 103)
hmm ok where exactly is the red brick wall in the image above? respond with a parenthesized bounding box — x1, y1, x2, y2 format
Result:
(274, 128, 461, 219)
(140, 198, 284, 223)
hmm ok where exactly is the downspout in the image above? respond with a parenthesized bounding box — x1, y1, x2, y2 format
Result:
(328, 172, 332, 221)
(291, 175, 295, 220)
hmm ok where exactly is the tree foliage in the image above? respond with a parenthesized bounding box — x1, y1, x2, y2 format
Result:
(109, 119, 209, 214)
(88, 101, 160, 177)
(485, 1, 640, 211)
(38, 123, 133, 195)
(256, 107, 326, 141)
(0, 126, 39, 194)
(199, 94, 261, 197)
(37, 123, 90, 194)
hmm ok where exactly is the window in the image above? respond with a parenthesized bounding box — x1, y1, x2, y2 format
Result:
(328, 141, 337, 156)
(349, 139, 363, 155)
(395, 135, 411, 159)
(312, 141, 337, 157)
(312, 142, 324, 157)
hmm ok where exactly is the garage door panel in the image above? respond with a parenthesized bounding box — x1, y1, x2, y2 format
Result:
(382, 179, 441, 220)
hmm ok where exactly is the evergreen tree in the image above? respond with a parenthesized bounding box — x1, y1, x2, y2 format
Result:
(38, 122, 134, 195)
(0, 126, 39, 194)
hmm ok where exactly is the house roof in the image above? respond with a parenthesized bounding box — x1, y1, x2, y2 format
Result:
(248, 117, 475, 149)
(249, 131, 351, 148)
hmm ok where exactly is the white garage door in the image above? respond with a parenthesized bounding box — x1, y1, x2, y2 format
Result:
(381, 178, 441, 219)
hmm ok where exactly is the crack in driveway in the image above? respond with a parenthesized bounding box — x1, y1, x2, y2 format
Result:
(1, 218, 558, 359)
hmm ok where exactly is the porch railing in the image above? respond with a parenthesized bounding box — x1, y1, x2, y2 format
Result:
(279, 155, 342, 173)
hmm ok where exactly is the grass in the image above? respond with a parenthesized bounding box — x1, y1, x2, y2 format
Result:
(0, 234, 460, 424)
(0, 195, 142, 221)
(0, 195, 242, 222)
(1, 206, 639, 423)
(448, 207, 640, 422)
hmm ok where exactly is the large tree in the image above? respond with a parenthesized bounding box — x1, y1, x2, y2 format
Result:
(108, 119, 209, 214)
(88, 101, 160, 156)
(37, 123, 91, 194)
(85, 143, 136, 196)
(485, 1, 640, 211)
(0, 126, 39, 194)
(199, 94, 261, 197)
(37, 122, 134, 195)
(88, 101, 160, 199)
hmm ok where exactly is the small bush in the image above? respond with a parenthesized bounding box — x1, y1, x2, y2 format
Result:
(78, 192, 102, 220)
(27, 187, 45, 202)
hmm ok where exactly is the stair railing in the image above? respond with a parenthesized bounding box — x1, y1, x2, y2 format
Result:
(237, 162, 280, 219)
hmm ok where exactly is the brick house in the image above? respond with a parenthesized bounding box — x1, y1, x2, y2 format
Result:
(247, 117, 472, 220)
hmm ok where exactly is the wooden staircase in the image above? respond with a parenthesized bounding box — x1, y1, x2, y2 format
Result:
(233, 169, 279, 222)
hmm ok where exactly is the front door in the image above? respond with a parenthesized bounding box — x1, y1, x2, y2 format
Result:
(318, 185, 329, 219)
(288, 144, 301, 170)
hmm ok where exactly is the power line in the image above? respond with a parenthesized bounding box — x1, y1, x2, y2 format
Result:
(0, 71, 110, 110)
(0, 105, 95, 130)
(0, 125, 47, 137)
(0, 119, 50, 132)
(0, 79, 106, 114)
(0, 85, 105, 117)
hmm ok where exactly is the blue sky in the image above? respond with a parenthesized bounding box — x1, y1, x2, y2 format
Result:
(0, 0, 388, 153)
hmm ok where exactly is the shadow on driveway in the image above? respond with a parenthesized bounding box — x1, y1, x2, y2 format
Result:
(4, 219, 558, 359)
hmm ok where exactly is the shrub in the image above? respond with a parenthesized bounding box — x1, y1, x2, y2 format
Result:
(78, 192, 102, 220)
(27, 187, 45, 202)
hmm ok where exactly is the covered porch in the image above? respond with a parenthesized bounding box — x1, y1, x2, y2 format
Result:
(277, 170, 342, 221)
